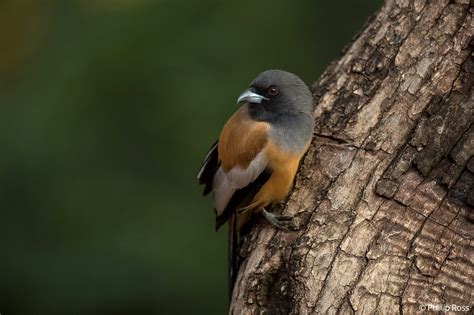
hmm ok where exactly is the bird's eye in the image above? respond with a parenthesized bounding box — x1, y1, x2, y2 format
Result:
(267, 86, 279, 97)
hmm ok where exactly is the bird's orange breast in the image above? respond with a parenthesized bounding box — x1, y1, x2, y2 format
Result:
(249, 140, 309, 209)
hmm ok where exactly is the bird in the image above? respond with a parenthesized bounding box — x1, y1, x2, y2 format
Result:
(197, 69, 314, 296)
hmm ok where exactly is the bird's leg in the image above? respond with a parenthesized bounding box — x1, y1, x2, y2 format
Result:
(261, 208, 292, 231)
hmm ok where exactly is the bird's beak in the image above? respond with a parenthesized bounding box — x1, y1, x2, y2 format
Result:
(236, 88, 268, 104)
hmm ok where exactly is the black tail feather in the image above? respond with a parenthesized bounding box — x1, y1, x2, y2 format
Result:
(228, 211, 238, 302)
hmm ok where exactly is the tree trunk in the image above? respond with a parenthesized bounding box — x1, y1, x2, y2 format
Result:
(230, 0, 473, 314)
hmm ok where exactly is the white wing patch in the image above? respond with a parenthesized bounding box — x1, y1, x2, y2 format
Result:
(212, 152, 268, 216)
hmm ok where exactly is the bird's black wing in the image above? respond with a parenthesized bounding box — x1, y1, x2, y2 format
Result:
(198, 140, 272, 300)
(215, 168, 272, 300)
(197, 140, 219, 196)
(215, 168, 272, 229)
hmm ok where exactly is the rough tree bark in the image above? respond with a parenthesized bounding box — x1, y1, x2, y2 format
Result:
(230, 0, 473, 314)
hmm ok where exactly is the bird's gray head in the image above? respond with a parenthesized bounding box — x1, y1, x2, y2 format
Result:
(237, 69, 314, 119)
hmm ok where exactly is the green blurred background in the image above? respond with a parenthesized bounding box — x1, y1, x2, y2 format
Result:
(0, 0, 381, 314)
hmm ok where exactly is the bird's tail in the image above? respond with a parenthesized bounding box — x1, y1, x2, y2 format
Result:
(228, 210, 238, 302)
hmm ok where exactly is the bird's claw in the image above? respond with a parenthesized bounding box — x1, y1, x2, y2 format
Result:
(262, 208, 293, 231)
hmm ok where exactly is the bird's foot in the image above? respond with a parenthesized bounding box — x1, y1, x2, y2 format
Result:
(262, 208, 293, 231)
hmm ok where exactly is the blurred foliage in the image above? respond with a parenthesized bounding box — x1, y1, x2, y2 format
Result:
(0, 0, 381, 314)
